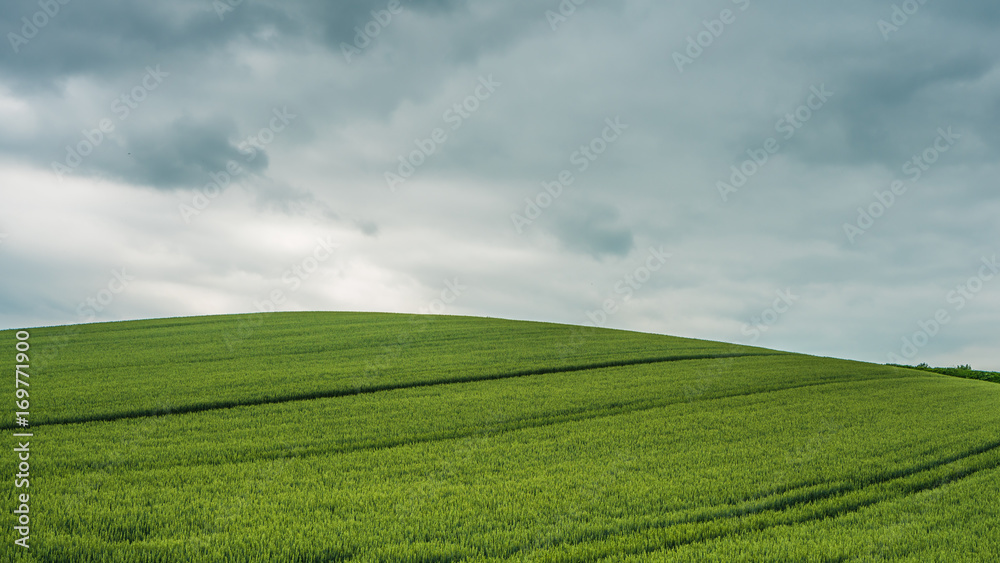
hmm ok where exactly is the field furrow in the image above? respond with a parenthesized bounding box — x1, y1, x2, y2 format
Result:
(17, 352, 782, 429)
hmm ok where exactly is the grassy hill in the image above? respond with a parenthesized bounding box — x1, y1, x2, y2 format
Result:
(3, 312, 999, 562)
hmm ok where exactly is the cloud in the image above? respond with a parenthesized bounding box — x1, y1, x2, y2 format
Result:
(1, 0, 998, 371)
(547, 201, 634, 259)
(112, 114, 266, 188)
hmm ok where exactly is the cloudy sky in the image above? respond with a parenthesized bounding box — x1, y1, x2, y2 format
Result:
(1, 0, 998, 370)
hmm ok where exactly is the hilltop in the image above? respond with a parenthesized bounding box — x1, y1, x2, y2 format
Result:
(3, 312, 998, 562)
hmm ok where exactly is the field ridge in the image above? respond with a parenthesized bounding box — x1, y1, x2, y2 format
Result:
(18, 351, 783, 429)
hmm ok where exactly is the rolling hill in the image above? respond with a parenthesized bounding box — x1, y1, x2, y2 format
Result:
(3, 312, 999, 562)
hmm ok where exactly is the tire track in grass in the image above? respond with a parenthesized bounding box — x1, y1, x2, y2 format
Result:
(222, 374, 913, 465)
(515, 436, 1000, 561)
(637, 451, 1000, 561)
(20, 352, 785, 428)
(52, 372, 913, 474)
(523, 450, 1000, 561)
(41, 370, 992, 560)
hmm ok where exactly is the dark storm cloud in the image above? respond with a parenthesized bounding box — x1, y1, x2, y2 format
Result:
(805, 49, 996, 167)
(2, 1, 291, 90)
(2, 0, 539, 192)
(547, 201, 635, 259)
(708, 2, 999, 176)
(122, 114, 268, 188)
(925, 0, 1000, 23)
(40, 113, 268, 189)
(2, 0, 473, 89)
(307, 0, 460, 49)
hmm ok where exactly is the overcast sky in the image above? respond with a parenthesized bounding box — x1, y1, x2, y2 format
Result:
(1, 0, 998, 370)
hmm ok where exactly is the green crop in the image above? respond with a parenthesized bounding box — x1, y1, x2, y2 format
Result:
(2, 313, 997, 562)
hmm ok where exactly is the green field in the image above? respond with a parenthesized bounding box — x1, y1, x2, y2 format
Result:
(3, 312, 999, 562)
